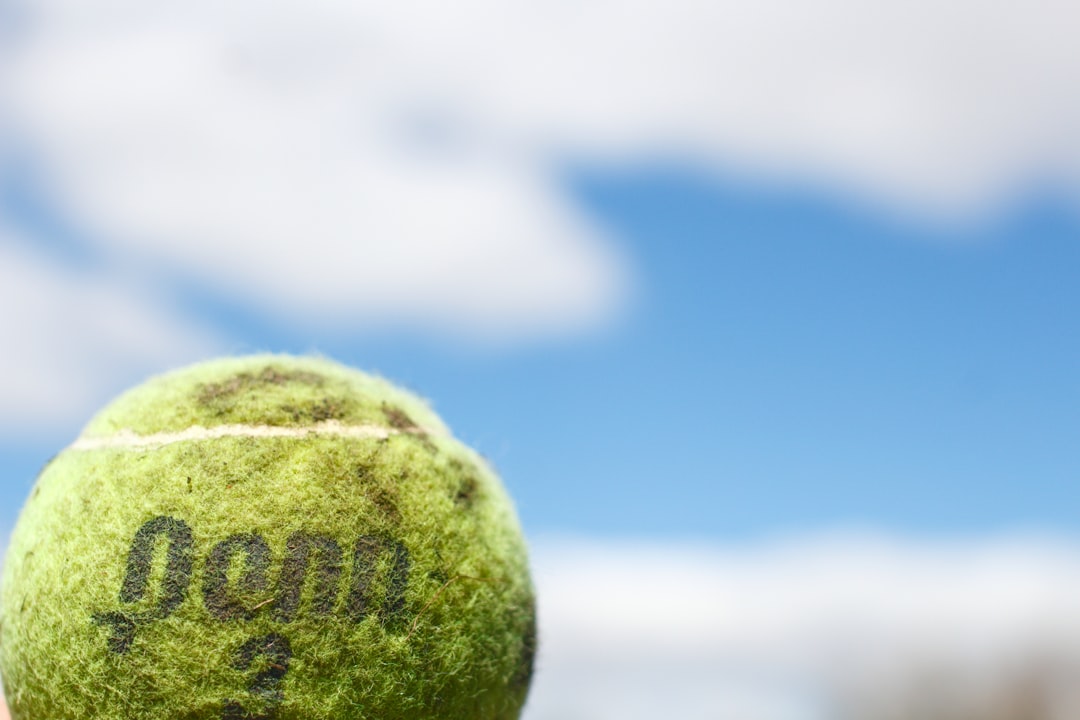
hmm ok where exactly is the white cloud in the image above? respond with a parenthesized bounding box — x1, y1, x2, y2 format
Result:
(4, 0, 1078, 340)
(0, 231, 220, 434)
(525, 535, 1080, 720)
(0, 0, 634, 341)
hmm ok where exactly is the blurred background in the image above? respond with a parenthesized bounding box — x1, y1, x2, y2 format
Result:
(2, 1, 1080, 718)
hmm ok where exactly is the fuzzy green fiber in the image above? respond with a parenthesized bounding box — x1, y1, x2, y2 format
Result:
(0, 356, 535, 720)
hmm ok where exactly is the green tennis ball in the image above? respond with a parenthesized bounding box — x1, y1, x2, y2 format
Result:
(0, 355, 536, 720)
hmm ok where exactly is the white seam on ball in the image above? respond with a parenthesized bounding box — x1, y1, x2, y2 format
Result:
(69, 420, 438, 451)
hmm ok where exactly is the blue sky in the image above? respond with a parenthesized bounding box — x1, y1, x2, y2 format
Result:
(4, 167, 1078, 542)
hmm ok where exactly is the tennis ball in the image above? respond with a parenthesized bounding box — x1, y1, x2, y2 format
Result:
(0, 355, 535, 720)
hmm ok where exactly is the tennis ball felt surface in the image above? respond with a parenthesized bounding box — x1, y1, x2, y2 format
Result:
(0, 355, 535, 720)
